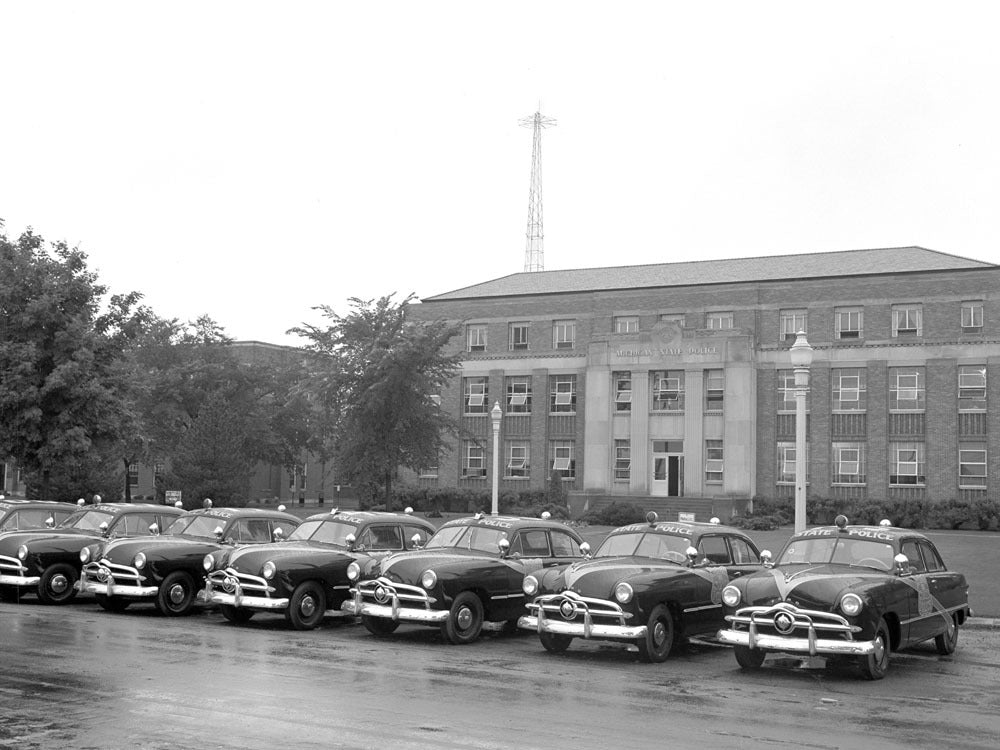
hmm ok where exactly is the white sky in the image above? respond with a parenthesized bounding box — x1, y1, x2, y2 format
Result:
(3, 1, 1000, 346)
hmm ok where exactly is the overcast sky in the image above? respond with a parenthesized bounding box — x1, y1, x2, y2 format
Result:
(3, 2, 999, 346)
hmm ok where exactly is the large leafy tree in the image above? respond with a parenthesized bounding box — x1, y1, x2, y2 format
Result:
(0, 224, 151, 500)
(291, 294, 463, 508)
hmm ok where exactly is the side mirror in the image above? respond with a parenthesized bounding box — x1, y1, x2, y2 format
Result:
(273, 527, 285, 542)
(894, 553, 910, 576)
(148, 523, 160, 536)
(685, 546, 699, 567)
(761, 549, 773, 568)
(346, 533, 357, 551)
(45, 516, 55, 528)
(411, 533, 423, 549)
(498, 538, 510, 558)
(580, 541, 591, 558)
(214, 526, 224, 540)
(100, 521, 110, 537)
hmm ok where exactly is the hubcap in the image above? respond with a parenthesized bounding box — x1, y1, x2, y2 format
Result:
(50, 574, 69, 593)
(300, 595, 317, 617)
(873, 635, 886, 664)
(169, 584, 186, 604)
(652, 621, 666, 647)
(456, 606, 473, 630)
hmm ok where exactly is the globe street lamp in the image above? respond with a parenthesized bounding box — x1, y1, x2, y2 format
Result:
(490, 401, 503, 516)
(789, 331, 814, 534)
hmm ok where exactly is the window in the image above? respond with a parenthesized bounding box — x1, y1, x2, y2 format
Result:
(832, 368, 866, 411)
(511, 530, 551, 557)
(704, 369, 724, 412)
(505, 441, 530, 478)
(153, 461, 165, 481)
(892, 305, 923, 337)
(835, 307, 863, 339)
(659, 313, 685, 326)
(550, 531, 582, 556)
(128, 463, 139, 487)
(417, 458, 439, 479)
(553, 320, 576, 349)
(463, 441, 485, 478)
(551, 441, 575, 479)
(706, 311, 733, 330)
(832, 442, 866, 485)
(467, 324, 487, 352)
(777, 370, 798, 412)
(358, 525, 404, 551)
(777, 442, 809, 484)
(959, 444, 987, 488)
(464, 376, 488, 414)
(730, 537, 760, 564)
(705, 440, 723, 483)
(889, 367, 925, 412)
(651, 370, 684, 411)
(505, 376, 531, 413)
(890, 442, 925, 486)
(614, 439, 630, 481)
(550, 375, 577, 413)
(509, 322, 529, 351)
(780, 309, 807, 341)
(614, 316, 639, 333)
(961, 301, 984, 333)
(958, 365, 987, 412)
(613, 371, 632, 412)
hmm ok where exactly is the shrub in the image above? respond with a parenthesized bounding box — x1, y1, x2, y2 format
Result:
(733, 514, 782, 531)
(580, 501, 647, 527)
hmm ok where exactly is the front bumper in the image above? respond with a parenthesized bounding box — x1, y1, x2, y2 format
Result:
(341, 577, 445, 623)
(78, 561, 157, 598)
(204, 569, 287, 610)
(717, 602, 874, 657)
(518, 591, 644, 640)
(0, 554, 39, 587)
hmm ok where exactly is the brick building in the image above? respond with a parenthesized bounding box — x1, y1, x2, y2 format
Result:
(407, 246, 1000, 520)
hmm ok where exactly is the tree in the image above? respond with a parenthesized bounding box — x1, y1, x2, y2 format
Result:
(0, 226, 151, 500)
(291, 294, 463, 508)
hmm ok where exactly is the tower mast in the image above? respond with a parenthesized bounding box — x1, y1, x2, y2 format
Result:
(519, 110, 556, 272)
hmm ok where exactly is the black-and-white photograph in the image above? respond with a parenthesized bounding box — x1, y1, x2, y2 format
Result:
(2, 2, 1000, 749)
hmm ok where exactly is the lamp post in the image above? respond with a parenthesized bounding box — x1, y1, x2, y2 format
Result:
(789, 331, 814, 534)
(490, 401, 503, 516)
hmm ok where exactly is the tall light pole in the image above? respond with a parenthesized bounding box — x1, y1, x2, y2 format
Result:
(490, 401, 503, 516)
(789, 331, 814, 534)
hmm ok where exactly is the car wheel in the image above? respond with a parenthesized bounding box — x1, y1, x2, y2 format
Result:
(637, 604, 675, 663)
(220, 604, 254, 624)
(441, 591, 484, 645)
(539, 632, 573, 654)
(156, 571, 196, 616)
(859, 617, 891, 680)
(286, 582, 326, 631)
(95, 594, 131, 612)
(734, 645, 766, 669)
(362, 614, 399, 636)
(934, 614, 959, 655)
(37, 564, 78, 605)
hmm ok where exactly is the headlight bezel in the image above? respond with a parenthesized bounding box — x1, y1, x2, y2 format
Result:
(133, 552, 146, 569)
(262, 561, 277, 580)
(722, 585, 741, 607)
(522, 575, 539, 596)
(346, 561, 361, 582)
(80, 547, 91, 564)
(613, 581, 634, 604)
(420, 569, 437, 590)
(202, 553, 215, 572)
(840, 592, 864, 617)
(17, 544, 28, 561)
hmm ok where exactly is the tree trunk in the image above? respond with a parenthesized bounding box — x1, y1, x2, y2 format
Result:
(384, 468, 393, 511)
(41, 468, 50, 502)
(123, 458, 132, 503)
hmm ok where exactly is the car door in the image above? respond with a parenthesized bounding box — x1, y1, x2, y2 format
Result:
(898, 538, 928, 644)
(918, 540, 966, 639)
(687, 534, 735, 631)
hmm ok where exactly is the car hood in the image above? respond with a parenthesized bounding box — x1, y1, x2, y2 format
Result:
(0, 528, 98, 553)
(227, 541, 354, 572)
(541, 556, 688, 596)
(99, 535, 220, 563)
(740, 564, 890, 610)
(379, 548, 500, 583)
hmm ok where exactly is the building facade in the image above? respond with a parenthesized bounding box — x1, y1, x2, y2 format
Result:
(409, 247, 1000, 520)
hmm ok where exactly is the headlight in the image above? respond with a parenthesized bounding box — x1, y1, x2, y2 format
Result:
(613, 581, 633, 604)
(202, 554, 215, 572)
(722, 585, 741, 607)
(262, 561, 276, 580)
(134, 552, 146, 569)
(840, 593, 863, 616)
(346, 561, 361, 581)
(523, 575, 539, 596)
(420, 570, 437, 590)
(17, 545, 28, 561)
(80, 547, 91, 563)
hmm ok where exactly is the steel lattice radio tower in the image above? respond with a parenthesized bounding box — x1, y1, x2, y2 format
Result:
(519, 110, 556, 272)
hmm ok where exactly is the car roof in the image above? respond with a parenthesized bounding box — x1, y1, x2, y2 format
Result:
(188, 507, 300, 522)
(791, 523, 928, 543)
(440, 513, 579, 534)
(610, 518, 751, 539)
(74, 503, 187, 515)
(0, 499, 78, 511)
(304, 509, 435, 527)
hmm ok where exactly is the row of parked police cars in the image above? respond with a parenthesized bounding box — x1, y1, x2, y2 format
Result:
(0, 494, 971, 680)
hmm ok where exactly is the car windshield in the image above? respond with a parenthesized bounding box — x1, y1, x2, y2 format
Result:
(777, 536, 895, 571)
(61, 509, 117, 531)
(594, 531, 689, 562)
(165, 515, 230, 539)
(425, 524, 508, 553)
(288, 519, 358, 545)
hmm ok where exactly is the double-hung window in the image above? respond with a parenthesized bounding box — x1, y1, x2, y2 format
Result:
(613, 439, 630, 481)
(780, 309, 807, 341)
(613, 371, 632, 412)
(614, 316, 639, 333)
(551, 441, 575, 479)
(553, 320, 576, 349)
(832, 442, 866, 485)
(958, 365, 987, 412)
(705, 440, 723, 483)
(959, 444, 987, 488)
(892, 305, 922, 337)
(550, 375, 577, 413)
(509, 322, 529, 351)
(835, 307, 863, 339)
(706, 311, 734, 330)
(889, 442, 925, 486)
(463, 441, 485, 478)
(505, 441, 530, 478)
(777, 370, 797, 412)
(651, 370, 684, 411)
(961, 302, 984, 333)
(776, 442, 808, 484)
(505, 376, 531, 414)
(889, 367, 925, 411)
(467, 324, 487, 352)
(704, 370, 724, 412)
(832, 368, 866, 411)
(464, 376, 488, 415)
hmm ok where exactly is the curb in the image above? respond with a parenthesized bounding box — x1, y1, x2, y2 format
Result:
(964, 617, 999, 630)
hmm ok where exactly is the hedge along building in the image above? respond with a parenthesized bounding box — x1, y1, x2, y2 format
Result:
(406, 246, 1000, 521)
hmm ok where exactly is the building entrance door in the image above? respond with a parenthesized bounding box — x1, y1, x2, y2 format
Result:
(651, 440, 684, 497)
